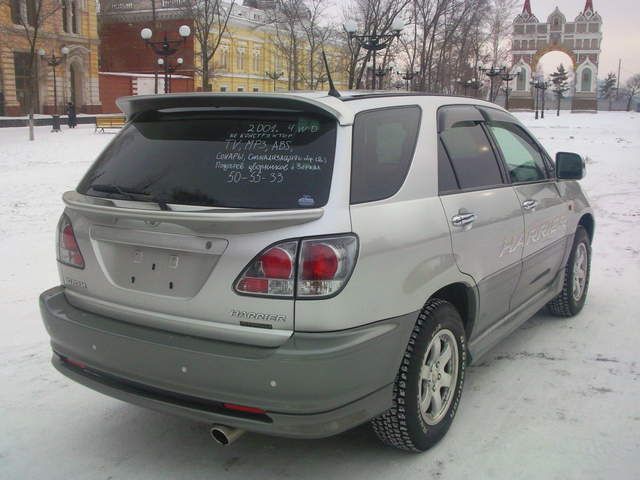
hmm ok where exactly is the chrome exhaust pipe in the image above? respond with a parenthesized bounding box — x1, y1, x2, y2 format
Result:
(209, 425, 245, 446)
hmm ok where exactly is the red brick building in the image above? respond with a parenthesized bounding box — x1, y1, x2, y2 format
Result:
(98, 0, 194, 112)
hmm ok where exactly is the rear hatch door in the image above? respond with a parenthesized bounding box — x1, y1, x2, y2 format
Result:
(60, 97, 350, 346)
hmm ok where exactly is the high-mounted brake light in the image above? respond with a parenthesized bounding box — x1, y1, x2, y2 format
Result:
(57, 214, 85, 269)
(234, 235, 357, 299)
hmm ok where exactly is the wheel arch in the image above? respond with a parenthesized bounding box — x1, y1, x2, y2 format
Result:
(429, 282, 477, 339)
(578, 213, 595, 243)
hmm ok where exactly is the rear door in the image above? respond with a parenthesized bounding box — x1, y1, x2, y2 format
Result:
(437, 106, 525, 339)
(482, 109, 568, 308)
(61, 107, 347, 346)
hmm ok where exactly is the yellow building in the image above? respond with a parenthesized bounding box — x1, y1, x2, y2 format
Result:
(0, 0, 101, 115)
(196, 2, 348, 93)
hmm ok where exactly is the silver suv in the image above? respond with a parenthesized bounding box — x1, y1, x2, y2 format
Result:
(40, 92, 594, 451)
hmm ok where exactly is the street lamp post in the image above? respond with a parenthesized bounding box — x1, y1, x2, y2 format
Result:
(397, 69, 417, 91)
(38, 46, 69, 132)
(265, 70, 284, 92)
(530, 79, 550, 119)
(539, 80, 549, 118)
(479, 65, 506, 102)
(500, 70, 520, 111)
(344, 18, 404, 90)
(374, 66, 392, 89)
(158, 57, 183, 94)
(530, 79, 539, 119)
(456, 77, 478, 97)
(140, 25, 191, 94)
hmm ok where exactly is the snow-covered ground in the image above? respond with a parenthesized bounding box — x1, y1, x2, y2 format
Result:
(1, 112, 639, 480)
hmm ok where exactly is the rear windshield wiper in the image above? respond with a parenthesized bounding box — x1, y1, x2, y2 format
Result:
(89, 184, 172, 211)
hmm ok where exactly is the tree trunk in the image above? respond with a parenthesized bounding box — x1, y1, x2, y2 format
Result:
(201, 48, 211, 92)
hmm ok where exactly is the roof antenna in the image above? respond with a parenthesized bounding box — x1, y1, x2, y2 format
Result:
(322, 50, 341, 98)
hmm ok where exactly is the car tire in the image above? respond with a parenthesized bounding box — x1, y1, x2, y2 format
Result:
(547, 226, 591, 317)
(371, 299, 467, 452)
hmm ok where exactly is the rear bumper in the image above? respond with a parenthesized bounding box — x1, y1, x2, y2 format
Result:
(40, 286, 416, 438)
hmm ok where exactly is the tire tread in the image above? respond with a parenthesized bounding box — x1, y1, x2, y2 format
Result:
(370, 299, 449, 452)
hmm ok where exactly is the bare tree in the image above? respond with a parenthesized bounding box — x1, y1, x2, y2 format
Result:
(625, 74, 640, 112)
(0, 0, 62, 139)
(298, 0, 331, 89)
(341, 0, 411, 89)
(397, 0, 490, 93)
(182, 0, 235, 91)
(263, 0, 308, 90)
(486, 0, 518, 66)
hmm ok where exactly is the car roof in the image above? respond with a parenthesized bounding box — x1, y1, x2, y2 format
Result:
(117, 91, 506, 126)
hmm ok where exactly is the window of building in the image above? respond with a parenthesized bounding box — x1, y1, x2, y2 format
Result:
(237, 86, 244, 92)
(440, 121, 504, 190)
(71, 0, 78, 33)
(350, 106, 421, 204)
(220, 86, 227, 92)
(581, 68, 592, 92)
(14, 52, 35, 113)
(488, 122, 547, 183)
(10, 0, 21, 24)
(517, 67, 527, 90)
(26, 0, 37, 27)
(62, 0, 69, 32)
(237, 48, 245, 70)
(252, 87, 259, 92)
(220, 47, 229, 69)
(252, 49, 261, 72)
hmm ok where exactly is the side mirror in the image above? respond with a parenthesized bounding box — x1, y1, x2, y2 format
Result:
(556, 152, 585, 180)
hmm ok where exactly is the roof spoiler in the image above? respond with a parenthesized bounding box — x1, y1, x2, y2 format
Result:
(116, 92, 351, 125)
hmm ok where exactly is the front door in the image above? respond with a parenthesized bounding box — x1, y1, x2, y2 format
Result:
(485, 115, 568, 309)
(437, 106, 525, 339)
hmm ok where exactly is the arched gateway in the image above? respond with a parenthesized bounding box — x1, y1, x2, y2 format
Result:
(510, 0, 602, 111)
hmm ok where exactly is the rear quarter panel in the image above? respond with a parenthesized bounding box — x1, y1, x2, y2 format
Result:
(294, 98, 473, 332)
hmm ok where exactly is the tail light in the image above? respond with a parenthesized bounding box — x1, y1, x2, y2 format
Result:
(234, 241, 297, 297)
(57, 214, 85, 269)
(234, 235, 357, 299)
(297, 236, 358, 298)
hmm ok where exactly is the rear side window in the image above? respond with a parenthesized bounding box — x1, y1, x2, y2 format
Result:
(440, 121, 504, 190)
(77, 111, 337, 209)
(350, 106, 421, 204)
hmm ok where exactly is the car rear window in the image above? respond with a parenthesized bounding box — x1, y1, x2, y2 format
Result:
(77, 110, 337, 209)
(350, 106, 421, 204)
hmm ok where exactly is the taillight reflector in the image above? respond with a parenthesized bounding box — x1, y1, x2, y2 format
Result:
(223, 403, 266, 415)
(261, 247, 293, 279)
(301, 243, 339, 280)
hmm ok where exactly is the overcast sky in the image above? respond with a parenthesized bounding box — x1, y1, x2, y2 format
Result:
(526, 0, 640, 82)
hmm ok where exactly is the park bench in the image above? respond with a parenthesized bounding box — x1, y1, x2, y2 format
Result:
(95, 115, 126, 133)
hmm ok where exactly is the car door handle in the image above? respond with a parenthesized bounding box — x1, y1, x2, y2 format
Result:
(451, 213, 477, 227)
(522, 200, 538, 211)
